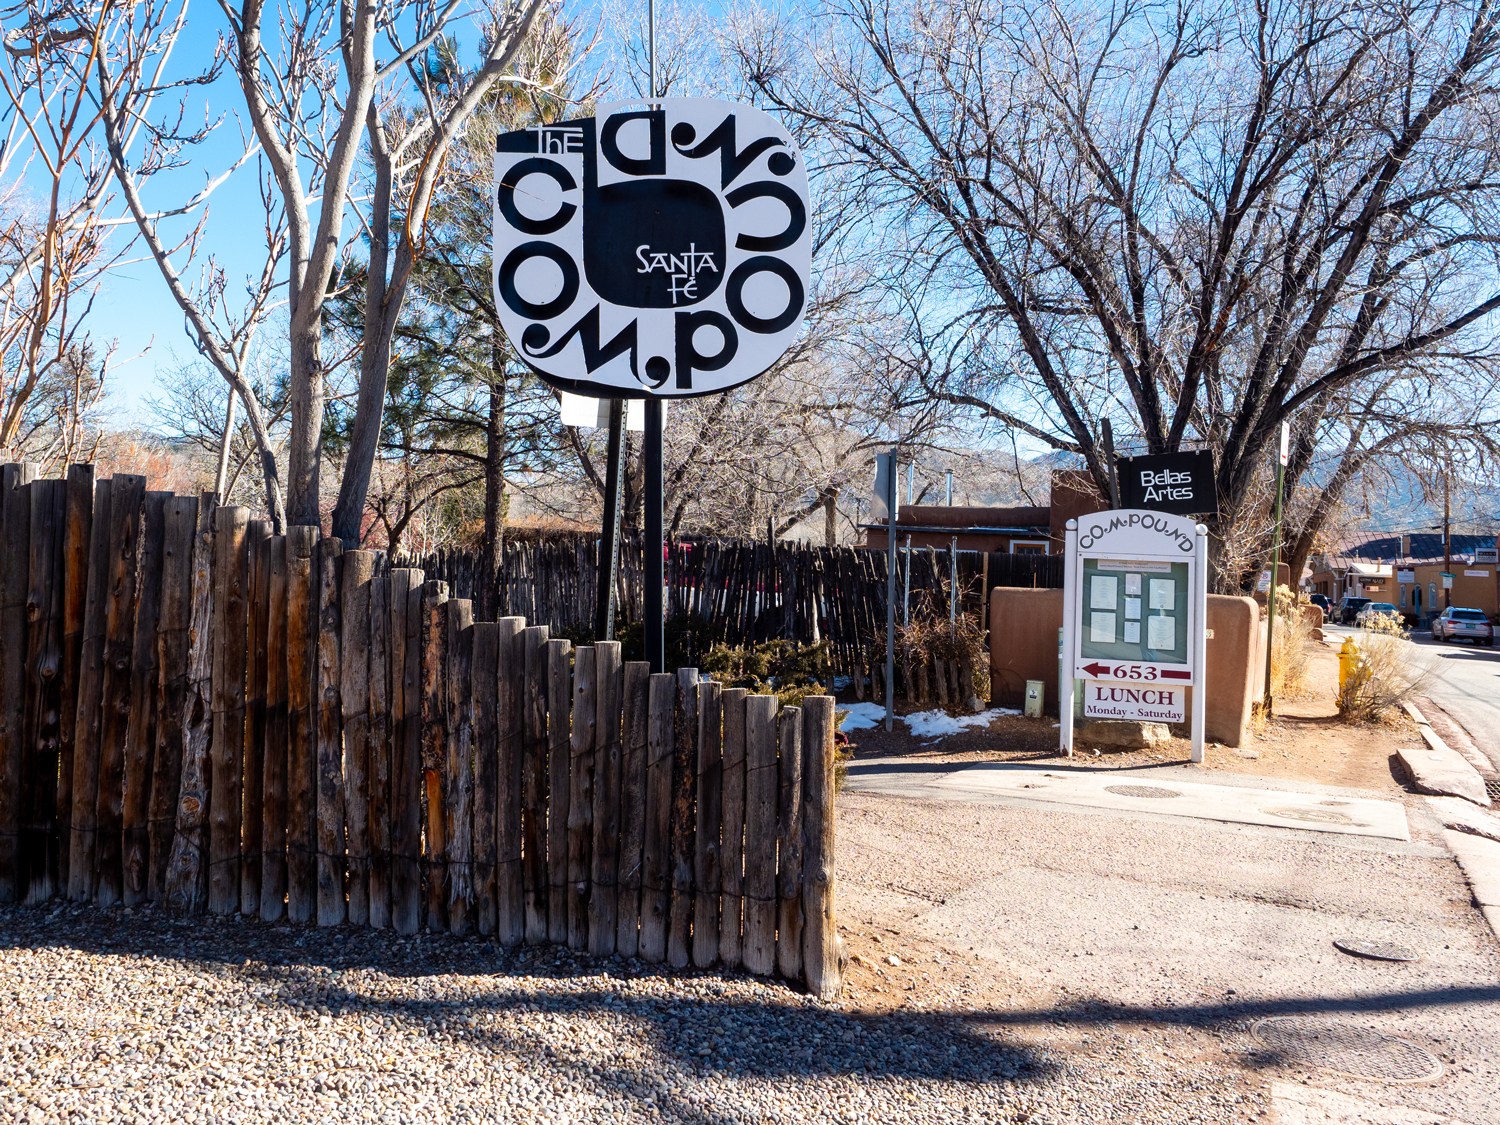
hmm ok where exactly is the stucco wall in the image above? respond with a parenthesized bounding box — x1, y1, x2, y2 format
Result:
(989, 587, 1262, 748)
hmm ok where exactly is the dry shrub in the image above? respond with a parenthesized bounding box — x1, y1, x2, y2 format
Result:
(1337, 615, 1432, 722)
(876, 610, 991, 711)
(1270, 585, 1314, 698)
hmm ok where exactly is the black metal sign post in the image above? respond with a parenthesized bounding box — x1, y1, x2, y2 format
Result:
(594, 399, 626, 642)
(644, 399, 665, 671)
(643, 6, 665, 672)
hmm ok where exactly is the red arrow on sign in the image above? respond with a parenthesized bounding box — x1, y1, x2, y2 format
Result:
(1081, 662, 1112, 676)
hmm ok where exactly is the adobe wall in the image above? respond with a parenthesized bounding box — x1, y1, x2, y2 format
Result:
(989, 587, 1262, 748)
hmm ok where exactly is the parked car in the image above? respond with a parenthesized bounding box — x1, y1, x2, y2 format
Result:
(1308, 593, 1332, 613)
(1337, 596, 1371, 624)
(1431, 606, 1496, 646)
(1355, 601, 1401, 627)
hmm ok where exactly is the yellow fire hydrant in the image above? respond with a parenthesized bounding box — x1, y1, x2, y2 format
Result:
(1338, 636, 1362, 690)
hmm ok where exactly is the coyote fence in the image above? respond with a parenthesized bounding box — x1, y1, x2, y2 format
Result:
(412, 537, 1063, 697)
(0, 467, 841, 998)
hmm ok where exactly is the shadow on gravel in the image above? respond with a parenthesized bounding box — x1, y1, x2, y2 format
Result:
(0, 902, 1055, 1124)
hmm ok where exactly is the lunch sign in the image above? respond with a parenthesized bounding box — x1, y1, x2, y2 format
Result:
(1061, 510, 1209, 762)
(492, 98, 812, 398)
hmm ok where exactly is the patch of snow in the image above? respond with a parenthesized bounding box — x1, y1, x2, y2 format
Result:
(838, 702, 887, 731)
(840, 701, 1021, 740)
(902, 708, 1019, 740)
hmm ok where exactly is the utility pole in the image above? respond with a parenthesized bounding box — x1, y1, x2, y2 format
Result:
(947, 470, 957, 634)
(1443, 473, 1452, 611)
(1263, 423, 1288, 714)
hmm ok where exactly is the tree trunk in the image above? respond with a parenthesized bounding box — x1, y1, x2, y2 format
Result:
(286, 321, 324, 528)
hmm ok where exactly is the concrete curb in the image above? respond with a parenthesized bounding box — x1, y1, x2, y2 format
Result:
(1399, 703, 1491, 807)
(1440, 825, 1500, 945)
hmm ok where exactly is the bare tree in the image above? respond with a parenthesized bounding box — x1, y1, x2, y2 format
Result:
(0, 0, 140, 458)
(734, 0, 1500, 587)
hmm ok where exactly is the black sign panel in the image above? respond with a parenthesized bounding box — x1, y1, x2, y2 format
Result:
(1118, 451, 1217, 516)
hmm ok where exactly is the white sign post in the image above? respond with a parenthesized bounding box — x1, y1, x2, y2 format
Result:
(1060, 510, 1209, 762)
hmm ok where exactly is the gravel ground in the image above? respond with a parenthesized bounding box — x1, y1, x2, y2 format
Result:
(0, 901, 1263, 1125)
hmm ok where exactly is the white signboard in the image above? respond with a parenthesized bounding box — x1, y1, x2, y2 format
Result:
(1464, 569, 1490, 578)
(493, 99, 812, 398)
(1083, 682, 1186, 723)
(1062, 509, 1209, 762)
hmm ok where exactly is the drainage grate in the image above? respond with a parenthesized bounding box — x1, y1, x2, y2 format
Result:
(1486, 778, 1500, 801)
(1263, 806, 1357, 825)
(1104, 784, 1182, 799)
(1251, 1018, 1443, 1083)
(1334, 938, 1420, 963)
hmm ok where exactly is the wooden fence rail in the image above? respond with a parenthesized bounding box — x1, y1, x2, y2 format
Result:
(0, 468, 841, 998)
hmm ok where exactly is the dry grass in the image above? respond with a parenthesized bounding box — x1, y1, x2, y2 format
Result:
(1269, 586, 1315, 699)
(1337, 615, 1433, 722)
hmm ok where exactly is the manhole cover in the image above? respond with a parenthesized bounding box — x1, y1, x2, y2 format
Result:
(1105, 784, 1182, 799)
(1251, 1018, 1443, 1082)
(1263, 806, 1357, 825)
(1334, 938, 1421, 962)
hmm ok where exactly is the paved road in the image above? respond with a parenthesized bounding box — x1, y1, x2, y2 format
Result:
(840, 759, 1500, 1124)
(1326, 622, 1500, 770)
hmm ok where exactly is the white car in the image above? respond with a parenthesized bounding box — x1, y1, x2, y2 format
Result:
(1431, 607, 1495, 646)
(1354, 602, 1401, 627)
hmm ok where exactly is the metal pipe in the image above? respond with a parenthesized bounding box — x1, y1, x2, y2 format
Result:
(644, 398, 665, 672)
(594, 399, 625, 641)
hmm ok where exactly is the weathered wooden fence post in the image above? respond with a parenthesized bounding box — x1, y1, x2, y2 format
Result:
(522, 624, 551, 944)
(341, 550, 377, 927)
(566, 645, 596, 951)
(639, 672, 675, 963)
(718, 687, 749, 971)
(284, 525, 319, 925)
(95, 475, 147, 909)
(742, 693, 778, 976)
(162, 492, 216, 915)
(259, 533, 289, 922)
(801, 695, 842, 999)
(588, 640, 622, 956)
(121, 491, 168, 907)
(207, 504, 249, 916)
(444, 598, 475, 936)
(495, 615, 524, 945)
(614, 661, 650, 957)
(693, 679, 724, 969)
(420, 579, 449, 933)
(544, 637, 572, 944)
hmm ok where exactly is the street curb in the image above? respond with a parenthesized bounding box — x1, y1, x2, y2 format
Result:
(1399, 703, 1491, 807)
(1441, 826, 1500, 946)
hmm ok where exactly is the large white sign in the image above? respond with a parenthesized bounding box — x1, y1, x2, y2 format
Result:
(493, 99, 811, 398)
(1061, 509, 1209, 762)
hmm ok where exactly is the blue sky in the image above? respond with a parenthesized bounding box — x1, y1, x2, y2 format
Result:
(78, 0, 718, 427)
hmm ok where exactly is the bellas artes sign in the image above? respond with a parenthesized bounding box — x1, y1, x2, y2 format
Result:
(493, 98, 811, 397)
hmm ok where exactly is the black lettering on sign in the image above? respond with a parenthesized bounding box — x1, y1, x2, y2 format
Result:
(727, 256, 803, 335)
(726, 180, 806, 252)
(671, 114, 788, 188)
(674, 310, 738, 390)
(492, 99, 811, 398)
